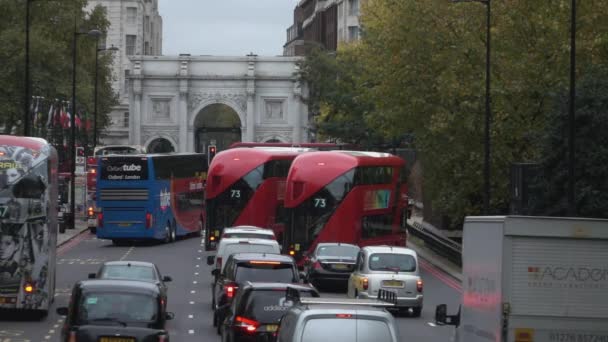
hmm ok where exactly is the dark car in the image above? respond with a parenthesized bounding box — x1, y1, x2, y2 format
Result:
(56, 279, 175, 342)
(212, 253, 306, 333)
(220, 282, 320, 342)
(303, 243, 360, 290)
(88, 261, 172, 310)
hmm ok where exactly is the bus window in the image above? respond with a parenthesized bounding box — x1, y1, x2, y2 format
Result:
(361, 214, 394, 238)
(354, 167, 394, 185)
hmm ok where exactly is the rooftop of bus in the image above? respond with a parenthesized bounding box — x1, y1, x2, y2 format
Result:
(290, 150, 405, 167)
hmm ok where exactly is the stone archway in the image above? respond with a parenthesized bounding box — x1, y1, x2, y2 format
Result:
(265, 138, 282, 143)
(193, 103, 241, 153)
(147, 137, 175, 153)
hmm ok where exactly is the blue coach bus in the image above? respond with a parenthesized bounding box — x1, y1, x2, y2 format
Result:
(96, 153, 207, 245)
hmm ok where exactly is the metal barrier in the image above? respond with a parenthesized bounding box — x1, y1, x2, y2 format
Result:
(407, 221, 462, 266)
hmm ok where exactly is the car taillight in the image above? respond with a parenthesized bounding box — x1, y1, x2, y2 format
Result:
(362, 277, 369, 290)
(417, 279, 423, 293)
(87, 207, 94, 217)
(158, 334, 168, 342)
(216, 257, 223, 270)
(97, 213, 103, 228)
(235, 316, 258, 333)
(224, 283, 238, 299)
(336, 314, 353, 318)
(313, 261, 322, 270)
(146, 212, 153, 228)
(68, 331, 77, 342)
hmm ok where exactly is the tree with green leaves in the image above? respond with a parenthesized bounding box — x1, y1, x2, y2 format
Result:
(0, 0, 116, 144)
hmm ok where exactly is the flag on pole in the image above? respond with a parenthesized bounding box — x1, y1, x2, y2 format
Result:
(46, 103, 54, 128)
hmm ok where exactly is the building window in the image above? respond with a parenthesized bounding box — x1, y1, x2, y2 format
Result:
(348, 0, 359, 16)
(123, 112, 129, 128)
(124, 69, 130, 93)
(348, 26, 359, 41)
(126, 35, 136, 55)
(127, 7, 137, 24)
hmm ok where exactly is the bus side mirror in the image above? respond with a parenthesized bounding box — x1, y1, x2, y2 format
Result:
(162, 276, 172, 282)
(207, 256, 215, 265)
(88, 273, 96, 279)
(56, 307, 69, 316)
(299, 271, 307, 283)
(165, 312, 175, 320)
(435, 304, 460, 326)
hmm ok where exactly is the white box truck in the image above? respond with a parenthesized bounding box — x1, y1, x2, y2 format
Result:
(435, 216, 608, 342)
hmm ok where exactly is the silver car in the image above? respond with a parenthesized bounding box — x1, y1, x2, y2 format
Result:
(347, 245, 423, 316)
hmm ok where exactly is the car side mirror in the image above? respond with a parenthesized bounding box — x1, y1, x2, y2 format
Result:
(299, 271, 307, 283)
(162, 276, 172, 282)
(88, 273, 96, 279)
(211, 269, 219, 277)
(56, 307, 69, 316)
(165, 312, 175, 320)
(207, 255, 215, 265)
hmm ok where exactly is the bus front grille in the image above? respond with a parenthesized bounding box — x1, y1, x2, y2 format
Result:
(100, 188, 149, 201)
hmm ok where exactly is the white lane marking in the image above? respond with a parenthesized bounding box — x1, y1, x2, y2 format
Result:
(189, 301, 195, 304)
(53, 324, 59, 328)
(191, 290, 196, 294)
(193, 281, 198, 284)
(198, 250, 202, 253)
(45, 336, 51, 340)
(196, 257, 201, 260)
(120, 246, 135, 261)
(188, 330, 195, 334)
(194, 272, 199, 276)
(49, 329, 55, 334)
(427, 322, 436, 327)
(195, 264, 200, 268)
(188, 314, 194, 318)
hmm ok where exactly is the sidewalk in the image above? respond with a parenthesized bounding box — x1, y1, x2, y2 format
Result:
(57, 219, 91, 247)
(407, 214, 463, 283)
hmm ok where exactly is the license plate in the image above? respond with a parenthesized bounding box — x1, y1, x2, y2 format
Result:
(266, 324, 278, 332)
(333, 264, 348, 270)
(382, 280, 404, 287)
(118, 223, 132, 227)
(88, 219, 96, 225)
(99, 338, 134, 342)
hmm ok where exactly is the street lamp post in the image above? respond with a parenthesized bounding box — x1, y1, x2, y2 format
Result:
(93, 44, 118, 150)
(70, 26, 101, 229)
(567, 0, 576, 216)
(452, 0, 492, 215)
(24, 0, 33, 136)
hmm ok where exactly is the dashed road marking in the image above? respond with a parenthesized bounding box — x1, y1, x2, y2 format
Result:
(198, 250, 202, 253)
(189, 301, 195, 304)
(193, 281, 198, 284)
(53, 324, 59, 328)
(195, 264, 200, 268)
(45, 336, 51, 340)
(188, 330, 195, 334)
(194, 272, 199, 276)
(427, 322, 436, 327)
(190, 290, 196, 294)
(196, 257, 201, 260)
(188, 314, 193, 319)
(120, 246, 135, 261)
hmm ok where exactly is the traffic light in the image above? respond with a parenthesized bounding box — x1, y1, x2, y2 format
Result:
(207, 145, 217, 166)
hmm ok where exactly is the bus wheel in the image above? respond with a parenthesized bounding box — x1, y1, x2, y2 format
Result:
(164, 224, 171, 244)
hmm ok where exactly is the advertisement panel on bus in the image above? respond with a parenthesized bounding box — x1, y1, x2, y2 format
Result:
(96, 153, 206, 244)
(0, 135, 57, 315)
(283, 151, 408, 265)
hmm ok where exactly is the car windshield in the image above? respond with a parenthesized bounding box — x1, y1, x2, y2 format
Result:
(101, 265, 157, 281)
(242, 289, 316, 323)
(235, 263, 295, 283)
(223, 243, 278, 256)
(223, 233, 274, 240)
(77, 292, 158, 324)
(368, 253, 416, 272)
(301, 318, 393, 342)
(316, 245, 359, 258)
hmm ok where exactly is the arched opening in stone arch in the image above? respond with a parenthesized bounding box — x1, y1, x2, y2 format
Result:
(193, 103, 241, 153)
(147, 137, 175, 153)
(265, 138, 282, 143)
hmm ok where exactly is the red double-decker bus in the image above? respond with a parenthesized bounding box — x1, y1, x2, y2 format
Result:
(283, 151, 409, 265)
(229, 142, 359, 150)
(204, 147, 312, 250)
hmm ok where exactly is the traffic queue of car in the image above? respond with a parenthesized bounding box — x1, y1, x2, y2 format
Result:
(206, 225, 425, 342)
(52, 225, 423, 342)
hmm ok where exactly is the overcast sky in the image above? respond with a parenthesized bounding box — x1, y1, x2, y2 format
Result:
(158, 0, 299, 57)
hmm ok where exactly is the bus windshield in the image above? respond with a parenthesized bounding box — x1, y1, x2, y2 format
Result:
(0, 137, 57, 313)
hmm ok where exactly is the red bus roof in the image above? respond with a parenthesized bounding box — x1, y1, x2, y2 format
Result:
(284, 151, 405, 207)
(206, 147, 311, 199)
(229, 142, 359, 150)
(0, 135, 48, 151)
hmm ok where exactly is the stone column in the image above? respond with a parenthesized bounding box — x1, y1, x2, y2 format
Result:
(178, 59, 189, 152)
(187, 128, 194, 152)
(246, 92, 255, 142)
(246, 54, 256, 142)
(132, 81, 142, 145)
(292, 64, 303, 143)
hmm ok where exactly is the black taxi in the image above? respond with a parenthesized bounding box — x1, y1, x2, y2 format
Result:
(56, 279, 174, 342)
